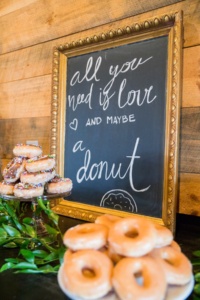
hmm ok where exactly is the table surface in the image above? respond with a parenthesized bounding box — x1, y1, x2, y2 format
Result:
(0, 213, 200, 300)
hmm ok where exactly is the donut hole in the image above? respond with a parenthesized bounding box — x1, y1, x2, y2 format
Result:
(134, 271, 144, 286)
(82, 267, 96, 278)
(125, 228, 139, 238)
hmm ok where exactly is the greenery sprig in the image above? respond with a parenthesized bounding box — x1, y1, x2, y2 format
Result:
(192, 251, 200, 299)
(0, 197, 66, 274)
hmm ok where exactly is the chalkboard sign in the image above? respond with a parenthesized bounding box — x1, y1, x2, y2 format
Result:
(51, 12, 182, 231)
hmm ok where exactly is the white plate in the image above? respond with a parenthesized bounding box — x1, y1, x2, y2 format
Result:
(58, 264, 194, 300)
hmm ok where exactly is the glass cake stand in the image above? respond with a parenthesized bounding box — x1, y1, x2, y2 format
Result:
(0, 192, 71, 238)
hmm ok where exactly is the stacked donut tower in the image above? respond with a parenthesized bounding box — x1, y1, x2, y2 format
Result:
(0, 144, 72, 198)
(59, 214, 193, 300)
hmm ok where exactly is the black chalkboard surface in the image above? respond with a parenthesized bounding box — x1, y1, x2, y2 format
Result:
(64, 36, 168, 218)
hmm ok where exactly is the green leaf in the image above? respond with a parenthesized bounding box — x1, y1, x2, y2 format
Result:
(0, 228, 7, 238)
(2, 224, 21, 237)
(22, 217, 33, 225)
(3, 242, 18, 248)
(0, 215, 11, 223)
(13, 262, 38, 270)
(193, 251, 200, 258)
(195, 273, 200, 283)
(23, 224, 37, 238)
(32, 249, 48, 258)
(0, 262, 15, 272)
(5, 258, 23, 264)
(194, 283, 200, 296)
(44, 224, 59, 235)
(44, 251, 59, 262)
(20, 249, 35, 264)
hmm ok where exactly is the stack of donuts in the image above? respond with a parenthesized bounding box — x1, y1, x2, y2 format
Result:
(0, 143, 72, 198)
(58, 214, 193, 300)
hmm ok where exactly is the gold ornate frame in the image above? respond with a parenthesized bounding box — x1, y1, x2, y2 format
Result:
(51, 11, 182, 233)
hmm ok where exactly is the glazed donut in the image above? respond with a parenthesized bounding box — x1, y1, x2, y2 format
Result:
(13, 144, 42, 158)
(170, 240, 181, 252)
(20, 168, 56, 184)
(154, 223, 173, 248)
(45, 175, 72, 194)
(61, 249, 113, 300)
(95, 214, 121, 229)
(0, 181, 15, 195)
(3, 157, 26, 183)
(112, 256, 167, 300)
(108, 216, 156, 257)
(63, 223, 108, 251)
(25, 155, 55, 172)
(150, 246, 192, 285)
(14, 182, 44, 198)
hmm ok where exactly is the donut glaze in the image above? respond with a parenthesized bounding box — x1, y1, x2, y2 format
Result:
(20, 168, 56, 184)
(108, 217, 157, 257)
(0, 181, 15, 195)
(95, 214, 121, 229)
(150, 246, 192, 285)
(14, 182, 44, 198)
(25, 155, 55, 172)
(154, 223, 173, 248)
(61, 249, 113, 300)
(46, 175, 72, 194)
(3, 157, 26, 183)
(13, 144, 42, 158)
(113, 256, 167, 300)
(63, 223, 108, 251)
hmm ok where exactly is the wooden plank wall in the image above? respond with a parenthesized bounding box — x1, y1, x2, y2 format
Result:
(0, 0, 200, 216)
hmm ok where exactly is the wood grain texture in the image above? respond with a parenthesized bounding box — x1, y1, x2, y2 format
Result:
(0, 43, 53, 84)
(0, 117, 51, 159)
(179, 107, 200, 173)
(182, 45, 200, 107)
(0, 75, 51, 119)
(178, 173, 200, 216)
(0, 0, 196, 55)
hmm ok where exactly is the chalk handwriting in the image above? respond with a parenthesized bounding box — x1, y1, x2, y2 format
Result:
(73, 138, 151, 193)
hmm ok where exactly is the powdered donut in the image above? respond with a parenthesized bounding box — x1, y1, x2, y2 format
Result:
(46, 175, 72, 194)
(154, 223, 173, 248)
(95, 214, 122, 229)
(108, 216, 157, 257)
(20, 169, 56, 184)
(25, 155, 55, 172)
(113, 256, 167, 300)
(3, 157, 26, 183)
(61, 249, 113, 300)
(0, 181, 15, 195)
(150, 246, 192, 285)
(13, 144, 42, 158)
(14, 182, 44, 198)
(63, 223, 108, 251)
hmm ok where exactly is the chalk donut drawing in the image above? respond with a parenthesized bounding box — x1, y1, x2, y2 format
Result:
(100, 189, 137, 213)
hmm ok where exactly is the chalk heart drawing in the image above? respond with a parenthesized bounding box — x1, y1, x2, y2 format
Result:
(100, 189, 137, 213)
(69, 118, 78, 131)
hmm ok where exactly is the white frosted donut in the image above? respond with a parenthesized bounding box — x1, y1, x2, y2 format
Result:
(0, 181, 15, 195)
(150, 246, 192, 285)
(20, 169, 56, 184)
(14, 182, 44, 198)
(3, 157, 26, 183)
(108, 216, 156, 257)
(46, 175, 72, 194)
(63, 223, 108, 251)
(95, 214, 121, 229)
(13, 144, 42, 158)
(113, 256, 167, 300)
(25, 155, 55, 172)
(154, 223, 173, 248)
(61, 249, 113, 299)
